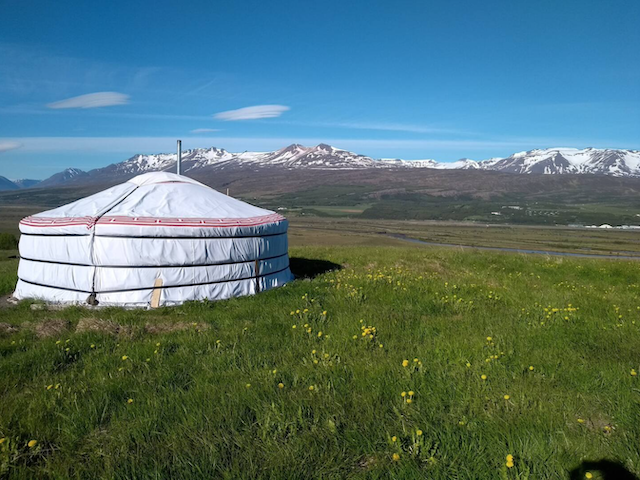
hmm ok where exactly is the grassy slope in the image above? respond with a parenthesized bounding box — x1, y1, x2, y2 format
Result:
(1, 246, 640, 479)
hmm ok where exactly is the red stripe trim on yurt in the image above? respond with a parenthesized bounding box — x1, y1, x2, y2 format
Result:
(20, 213, 286, 229)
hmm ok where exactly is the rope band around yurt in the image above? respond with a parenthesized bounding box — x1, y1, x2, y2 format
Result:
(18, 264, 290, 294)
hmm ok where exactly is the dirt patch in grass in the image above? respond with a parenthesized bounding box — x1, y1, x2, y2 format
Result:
(144, 321, 210, 334)
(0, 322, 19, 336)
(33, 319, 70, 338)
(76, 318, 133, 336)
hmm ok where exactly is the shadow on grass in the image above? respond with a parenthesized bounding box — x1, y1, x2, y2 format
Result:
(569, 460, 639, 480)
(289, 257, 341, 279)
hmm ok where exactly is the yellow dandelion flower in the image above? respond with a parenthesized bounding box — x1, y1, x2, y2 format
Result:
(577, 418, 585, 423)
(272, 369, 277, 374)
(392, 453, 400, 462)
(0, 438, 5, 445)
(503, 394, 510, 400)
(56, 340, 61, 345)
(292, 325, 297, 329)
(379, 344, 384, 348)
(290, 311, 295, 315)
(481, 374, 487, 380)
(486, 336, 492, 342)
(322, 311, 327, 315)
(90, 344, 95, 349)
(413, 358, 419, 363)
(278, 383, 284, 389)
(466, 362, 471, 367)
(391, 436, 397, 442)
(27, 440, 37, 448)
(352, 335, 357, 339)
(46, 384, 53, 390)
(296, 310, 300, 314)
(401, 391, 407, 397)
(406, 398, 413, 404)
(156, 342, 161, 347)
(506, 454, 513, 462)
(631, 369, 637, 376)
(416, 429, 423, 436)
(529, 366, 534, 371)
(127, 398, 133, 404)
(246, 383, 251, 388)
(408, 391, 414, 396)
(303, 309, 309, 313)
(311, 350, 316, 354)
(121, 355, 128, 361)
(585, 473, 593, 479)
(402, 360, 409, 367)
(317, 331, 323, 337)
(308, 385, 314, 391)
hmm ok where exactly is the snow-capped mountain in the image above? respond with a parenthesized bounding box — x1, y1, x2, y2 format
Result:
(37, 167, 88, 187)
(476, 148, 640, 176)
(32, 145, 640, 188)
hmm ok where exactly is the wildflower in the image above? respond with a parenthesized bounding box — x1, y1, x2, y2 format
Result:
(311, 350, 316, 355)
(585, 473, 593, 479)
(309, 385, 314, 391)
(154, 349, 158, 354)
(392, 453, 400, 462)
(402, 359, 409, 367)
(401, 391, 407, 397)
(481, 374, 487, 380)
(278, 383, 284, 389)
(0, 438, 4, 445)
(296, 310, 300, 314)
(352, 335, 357, 340)
(503, 394, 510, 400)
(466, 362, 471, 368)
(55, 384, 60, 389)
(631, 369, 637, 376)
(391, 436, 397, 442)
(27, 440, 37, 448)
(292, 325, 297, 329)
(127, 398, 133, 404)
(246, 383, 251, 388)
(406, 398, 413, 404)
(303, 309, 309, 313)
(121, 355, 128, 361)
(577, 418, 585, 424)
(529, 366, 534, 371)
(145, 358, 150, 362)
(408, 391, 414, 396)
(290, 311, 295, 315)
(379, 344, 384, 348)
(46, 384, 53, 390)
(416, 429, 423, 436)
(506, 454, 514, 468)
(272, 369, 277, 374)
(56, 340, 61, 345)
(486, 336, 492, 342)
(156, 342, 161, 347)
(90, 344, 95, 349)
(317, 331, 323, 337)
(413, 358, 419, 363)
(322, 311, 327, 316)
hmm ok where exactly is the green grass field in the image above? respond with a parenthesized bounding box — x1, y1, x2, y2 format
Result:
(1, 243, 640, 479)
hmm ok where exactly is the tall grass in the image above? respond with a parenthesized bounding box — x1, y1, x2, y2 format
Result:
(1, 246, 639, 478)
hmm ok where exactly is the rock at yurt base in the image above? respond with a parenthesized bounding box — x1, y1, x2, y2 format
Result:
(14, 172, 293, 307)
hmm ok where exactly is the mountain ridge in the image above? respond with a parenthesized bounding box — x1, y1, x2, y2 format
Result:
(16, 144, 640, 189)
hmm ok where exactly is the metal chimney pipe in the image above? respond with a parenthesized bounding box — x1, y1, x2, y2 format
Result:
(176, 140, 182, 175)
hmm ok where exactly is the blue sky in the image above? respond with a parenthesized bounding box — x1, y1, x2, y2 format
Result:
(0, 0, 639, 179)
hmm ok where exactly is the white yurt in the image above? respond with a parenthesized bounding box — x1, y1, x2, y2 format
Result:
(14, 172, 293, 307)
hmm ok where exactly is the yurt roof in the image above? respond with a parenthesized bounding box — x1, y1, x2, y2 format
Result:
(25, 172, 273, 221)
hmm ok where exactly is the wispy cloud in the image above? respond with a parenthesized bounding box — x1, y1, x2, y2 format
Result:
(190, 128, 221, 134)
(214, 105, 290, 121)
(320, 121, 467, 135)
(0, 141, 21, 153)
(47, 92, 130, 109)
(3, 136, 632, 156)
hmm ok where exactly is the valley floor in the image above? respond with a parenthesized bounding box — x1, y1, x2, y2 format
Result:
(1, 237, 640, 478)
